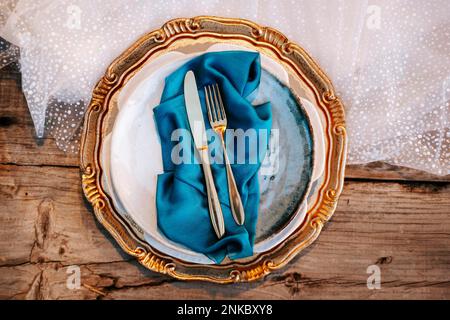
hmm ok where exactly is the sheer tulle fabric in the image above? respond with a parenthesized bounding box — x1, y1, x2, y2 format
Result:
(1, 0, 449, 174)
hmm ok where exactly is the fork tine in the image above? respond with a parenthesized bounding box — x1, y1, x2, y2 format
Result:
(211, 84, 223, 121)
(204, 86, 213, 123)
(208, 85, 218, 122)
(215, 83, 226, 122)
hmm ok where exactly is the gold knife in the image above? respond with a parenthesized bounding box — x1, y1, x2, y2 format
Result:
(184, 70, 225, 239)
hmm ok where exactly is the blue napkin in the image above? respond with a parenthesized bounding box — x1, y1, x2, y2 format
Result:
(153, 51, 272, 263)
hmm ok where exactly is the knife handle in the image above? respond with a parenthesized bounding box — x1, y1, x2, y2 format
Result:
(199, 148, 225, 238)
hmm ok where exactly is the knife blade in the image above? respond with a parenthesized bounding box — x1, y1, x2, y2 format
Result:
(184, 70, 208, 150)
(184, 70, 225, 238)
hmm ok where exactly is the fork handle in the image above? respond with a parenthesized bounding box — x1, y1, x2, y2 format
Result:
(199, 148, 225, 238)
(220, 138, 245, 225)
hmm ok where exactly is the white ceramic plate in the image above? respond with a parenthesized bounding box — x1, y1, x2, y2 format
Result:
(101, 43, 325, 264)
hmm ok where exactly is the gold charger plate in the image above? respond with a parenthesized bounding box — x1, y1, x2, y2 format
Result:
(80, 16, 347, 283)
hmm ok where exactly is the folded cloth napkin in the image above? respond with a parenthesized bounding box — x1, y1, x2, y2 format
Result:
(153, 51, 272, 263)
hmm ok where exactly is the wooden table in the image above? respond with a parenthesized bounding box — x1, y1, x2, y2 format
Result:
(1, 63, 449, 300)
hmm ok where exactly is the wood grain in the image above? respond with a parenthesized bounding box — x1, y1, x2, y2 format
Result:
(0, 65, 77, 167)
(1, 164, 449, 299)
(346, 162, 450, 182)
(1, 63, 449, 300)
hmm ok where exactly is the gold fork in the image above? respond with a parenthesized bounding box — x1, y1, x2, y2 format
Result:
(204, 84, 245, 225)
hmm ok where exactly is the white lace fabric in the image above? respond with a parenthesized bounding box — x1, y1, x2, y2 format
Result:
(0, 0, 449, 174)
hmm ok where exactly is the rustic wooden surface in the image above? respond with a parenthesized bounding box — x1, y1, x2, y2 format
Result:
(1, 64, 449, 300)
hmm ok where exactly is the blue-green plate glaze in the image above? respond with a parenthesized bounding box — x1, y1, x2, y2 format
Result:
(254, 69, 313, 242)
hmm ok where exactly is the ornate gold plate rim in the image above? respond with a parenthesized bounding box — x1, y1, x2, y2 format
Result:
(80, 16, 347, 283)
